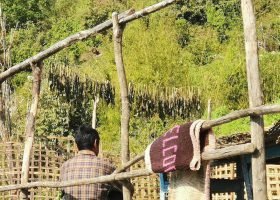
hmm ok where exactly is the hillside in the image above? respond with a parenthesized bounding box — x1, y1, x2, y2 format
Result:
(1, 0, 279, 152)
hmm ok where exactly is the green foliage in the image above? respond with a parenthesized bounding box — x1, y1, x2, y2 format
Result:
(1, 0, 54, 28)
(10, 72, 30, 89)
(260, 52, 280, 103)
(224, 68, 248, 109)
(209, 106, 249, 136)
(12, 23, 45, 64)
(4, 0, 280, 150)
(37, 84, 72, 136)
(206, 0, 241, 42)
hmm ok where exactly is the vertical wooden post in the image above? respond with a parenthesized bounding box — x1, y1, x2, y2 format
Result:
(20, 62, 42, 200)
(112, 12, 132, 200)
(241, 0, 267, 199)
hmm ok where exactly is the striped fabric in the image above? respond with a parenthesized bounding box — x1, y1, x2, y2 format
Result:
(60, 150, 115, 200)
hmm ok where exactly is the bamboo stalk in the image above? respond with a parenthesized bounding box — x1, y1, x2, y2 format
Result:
(0, 142, 256, 192)
(112, 11, 132, 200)
(20, 62, 42, 200)
(0, 0, 176, 83)
(241, 0, 267, 199)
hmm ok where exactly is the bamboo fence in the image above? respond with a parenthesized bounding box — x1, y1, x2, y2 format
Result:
(0, 137, 279, 199)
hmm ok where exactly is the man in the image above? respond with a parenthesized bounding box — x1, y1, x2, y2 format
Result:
(60, 125, 121, 200)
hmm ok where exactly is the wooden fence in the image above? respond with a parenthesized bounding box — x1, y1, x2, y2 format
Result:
(0, 139, 160, 199)
(0, 138, 279, 199)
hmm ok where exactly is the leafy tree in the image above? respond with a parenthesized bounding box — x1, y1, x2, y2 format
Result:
(1, 0, 54, 28)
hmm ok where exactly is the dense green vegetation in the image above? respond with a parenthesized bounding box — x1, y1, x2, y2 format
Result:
(1, 0, 279, 153)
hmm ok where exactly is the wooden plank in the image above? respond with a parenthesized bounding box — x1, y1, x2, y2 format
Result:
(241, 0, 267, 199)
(211, 179, 243, 193)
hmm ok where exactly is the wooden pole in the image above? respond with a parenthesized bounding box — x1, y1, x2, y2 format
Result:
(114, 153, 145, 174)
(201, 143, 255, 160)
(241, 0, 267, 199)
(20, 62, 42, 200)
(112, 12, 132, 200)
(202, 104, 280, 129)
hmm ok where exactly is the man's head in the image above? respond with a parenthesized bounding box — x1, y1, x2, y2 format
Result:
(75, 125, 100, 155)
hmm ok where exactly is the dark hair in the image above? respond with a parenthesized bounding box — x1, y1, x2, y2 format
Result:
(75, 125, 100, 151)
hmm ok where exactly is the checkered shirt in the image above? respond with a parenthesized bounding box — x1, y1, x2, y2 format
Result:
(60, 150, 115, 200)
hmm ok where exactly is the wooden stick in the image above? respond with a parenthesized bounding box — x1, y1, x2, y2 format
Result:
(241, 0, 267, 199)
(0, 0, 176, 83)
(0, 142, 256, 192)
(202, 104, 280, 129)
(0, 169, 152, 192)
(112, 11, 132, 200)
(113, 153, 145, 174)
(20, 62, 42, 199)
(201, 143, 256, 160)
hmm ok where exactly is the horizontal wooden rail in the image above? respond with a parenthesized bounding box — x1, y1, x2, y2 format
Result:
(114, 153, 145, 174)
(0, 143, 256, 192)
(202, 104, 280, 129)
(202, 143, 255, 160)
(0, 0, 176, 83)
